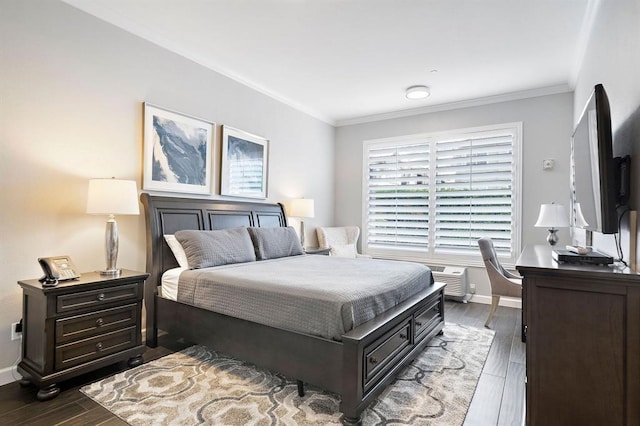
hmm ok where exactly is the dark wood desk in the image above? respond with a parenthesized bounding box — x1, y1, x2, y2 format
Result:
(516, 245, 640, 426)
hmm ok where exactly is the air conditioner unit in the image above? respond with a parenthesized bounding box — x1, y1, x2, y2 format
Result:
(428, 265, 470, 302)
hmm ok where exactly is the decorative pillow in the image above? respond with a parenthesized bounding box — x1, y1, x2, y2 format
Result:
(247, 226, 304, 260)
(330, 243, 357, 258)
(164, 234, 189, 268)
(175, 228, 256, 269)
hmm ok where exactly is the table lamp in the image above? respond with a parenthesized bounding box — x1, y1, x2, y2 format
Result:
(86, 178, 139, 275)
(287, 198, 315, 247)
(535, 203, 569, 246)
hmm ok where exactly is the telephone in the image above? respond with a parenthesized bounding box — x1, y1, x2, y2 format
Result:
(38, 256, 80, 287)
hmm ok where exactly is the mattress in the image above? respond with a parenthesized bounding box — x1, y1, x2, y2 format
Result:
(161, 267, 185, 301)
(175, 255, 433, 340)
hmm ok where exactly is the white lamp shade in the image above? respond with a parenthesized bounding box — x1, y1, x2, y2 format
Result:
(534, 203, 569, 228)
(287, 198, 315, 218)
(86, 178, 140, 215)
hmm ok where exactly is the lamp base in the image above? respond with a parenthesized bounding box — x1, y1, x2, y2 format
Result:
(102, 215, 121, 276)
(547, 228, 559, 246)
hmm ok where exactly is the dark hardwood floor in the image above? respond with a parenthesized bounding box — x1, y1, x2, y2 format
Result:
(0, 301, 524, 425)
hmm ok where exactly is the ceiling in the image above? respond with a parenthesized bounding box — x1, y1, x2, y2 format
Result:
(62, 0, 595, 125)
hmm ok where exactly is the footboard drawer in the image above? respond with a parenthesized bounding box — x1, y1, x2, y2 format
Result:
(414, 297, 443, 340)
(363, 318, 412, 391)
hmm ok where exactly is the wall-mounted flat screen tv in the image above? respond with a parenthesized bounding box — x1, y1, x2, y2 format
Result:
(570, 84, 618, 234)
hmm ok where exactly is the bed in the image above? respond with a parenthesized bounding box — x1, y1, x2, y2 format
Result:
(141, 193, 445, 424)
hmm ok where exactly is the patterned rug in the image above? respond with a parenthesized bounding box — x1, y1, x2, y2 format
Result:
(81, 323, 494, 425)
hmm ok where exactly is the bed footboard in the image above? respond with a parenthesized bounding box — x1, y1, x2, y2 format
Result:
(340, 282, 446, 423)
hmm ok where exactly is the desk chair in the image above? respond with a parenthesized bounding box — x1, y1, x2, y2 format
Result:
(478, 237, 522, 328)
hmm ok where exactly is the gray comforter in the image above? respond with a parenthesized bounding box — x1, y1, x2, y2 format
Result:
(177, 255, 433, 340)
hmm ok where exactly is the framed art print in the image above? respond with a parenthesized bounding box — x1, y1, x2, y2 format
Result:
(143, 103, 214, 194)
(220, 126, 269, 199)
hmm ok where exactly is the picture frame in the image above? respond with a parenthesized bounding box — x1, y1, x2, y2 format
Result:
(220, 126, 269, 199)
(143, 103, 214, 195)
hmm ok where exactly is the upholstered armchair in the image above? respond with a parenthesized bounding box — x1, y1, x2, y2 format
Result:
(477, 237, 522, 328)
(316, 226, 371, 258)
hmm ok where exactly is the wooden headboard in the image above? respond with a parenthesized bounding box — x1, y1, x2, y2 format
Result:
(140, 193, 288, 325)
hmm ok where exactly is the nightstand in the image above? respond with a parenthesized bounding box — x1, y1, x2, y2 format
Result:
(17, 269, 148, 401)
(304, 247, 331, 255)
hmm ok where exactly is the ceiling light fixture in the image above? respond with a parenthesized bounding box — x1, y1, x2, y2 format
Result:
(405, 85, 430, 100)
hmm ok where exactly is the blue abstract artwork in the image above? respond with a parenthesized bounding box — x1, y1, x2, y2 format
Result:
(152, 116, 207, 185)
(143, 104, 213, 194)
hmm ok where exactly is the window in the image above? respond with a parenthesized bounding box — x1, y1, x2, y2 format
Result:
(363, 123, 522, 264)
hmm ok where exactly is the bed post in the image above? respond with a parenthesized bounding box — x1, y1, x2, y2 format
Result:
(141, 193, 159, 347)
(340, 336, 364, 425)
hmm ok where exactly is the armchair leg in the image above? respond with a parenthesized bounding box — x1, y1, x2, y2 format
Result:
(485, 295, 500, 328)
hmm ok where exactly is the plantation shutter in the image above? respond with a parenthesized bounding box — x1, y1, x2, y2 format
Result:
(366, 143, 430, 251)
(363, 123, 520, 261)
(434, 134, 514, 256)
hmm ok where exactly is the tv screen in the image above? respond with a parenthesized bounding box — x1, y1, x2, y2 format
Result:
(570, 84, 617, 234)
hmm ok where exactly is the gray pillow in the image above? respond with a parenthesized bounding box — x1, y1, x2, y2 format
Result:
(247, 226, 304, 260)
(175, 228, 256, 269)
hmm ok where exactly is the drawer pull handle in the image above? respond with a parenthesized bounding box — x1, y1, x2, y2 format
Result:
(96, 342, 103, 351)
(96, 318, 104, 327)
(399, 333, 408, 340)
(416, 321, 423, 327)
(97, 293, 105, 301)
(369, 357, 378, 365)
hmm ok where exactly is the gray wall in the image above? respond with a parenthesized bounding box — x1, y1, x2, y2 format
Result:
(0, 0, 334, 378)
(572, 0, 640, 260)
(335, 93, 574, 299)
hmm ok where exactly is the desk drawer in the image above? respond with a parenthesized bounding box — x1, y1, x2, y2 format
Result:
(55, 326, 137, 371)
(56, 304, 138, 344)
(364, 319, 412, 390)
(415, 298, 442, 339)
(56, 283, 139, 314)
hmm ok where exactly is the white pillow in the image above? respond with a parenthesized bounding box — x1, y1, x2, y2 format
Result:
(330, 243, 357, 258)
(164, 234, 189, 268)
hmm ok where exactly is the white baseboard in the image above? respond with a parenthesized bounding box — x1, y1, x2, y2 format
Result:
(0, 365, 18, 386)
(469, 294, 522, 309)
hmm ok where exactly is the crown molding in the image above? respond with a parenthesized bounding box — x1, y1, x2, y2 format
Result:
(335, 84, 573, 127)
(62, 1, 578, 130)
(61, 0, 336, 126)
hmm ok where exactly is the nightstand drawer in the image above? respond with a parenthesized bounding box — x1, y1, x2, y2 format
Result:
(56, 303, 138, 344)
(56, 283, 139, 314)
(55, 326, 137, 370)
(415, 298, 442, 339)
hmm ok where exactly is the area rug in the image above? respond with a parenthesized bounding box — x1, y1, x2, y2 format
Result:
(81, 323, 494, 425)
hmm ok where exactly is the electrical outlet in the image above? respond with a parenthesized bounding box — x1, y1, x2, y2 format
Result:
(11, 322, 22, 341)
(469, 283, 476, 294)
